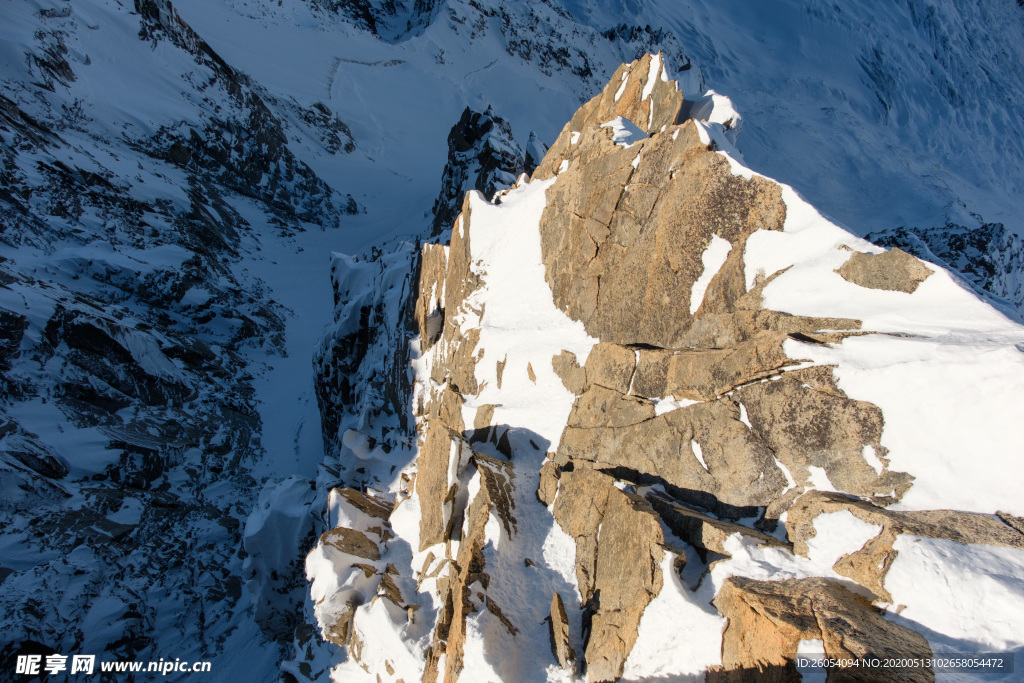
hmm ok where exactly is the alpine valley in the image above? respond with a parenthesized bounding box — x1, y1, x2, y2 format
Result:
(2, 1, 1024, 682)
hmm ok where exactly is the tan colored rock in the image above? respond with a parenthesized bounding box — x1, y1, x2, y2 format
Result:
(566, 385, 655, 429)
(496, 354, 507, 389)
(409, 53, 943, 683)
(439, 467, 500, 683)
(552, 349, 588, 395)
(714, 576, 934, 683)
(323, 600, 357, 648)
(789, 490, 1024, 556)
(319, 527, 381, 561)
(415, 442, 451, 549)
(534, 54, 686, 181)
(787, 490, 1024, 601)
(736, 366, 913, 506)
(444, 195, 479, 326)
(836, 248, 934, 294)
(559, 394, 787, 514)
(584, 343, 637, 394)
(417, 388, 466, 550)
(473, 450, 517, 537)
(470, 403, 496, 444)
(631, 331, 796, 400)
(552, 468, 613, 599)
(430, 326, 481, 397)
(998, 510, 1024, 536)
(675, 309, 862, 350)
(537, 459, 560, 506)
(419, 195, 484, 398)
(414, 244, 448, 350)
(587, 489, 666, 682)
(539, 118, 789, 348)
(472, 404, 495, 431)
(527, 361, 536, 383)
(646, 493, 788, 561)
(330, 487, 393, 522)
(549, 592, 578, 673)
(552, 468, 666, 682)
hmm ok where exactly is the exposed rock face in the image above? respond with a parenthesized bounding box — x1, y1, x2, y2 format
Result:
(836, 248, 934, 293)
(549, 592, 578, 673)
(554, 348, 909, 520)
(526, 53, 953, 680)
(531, 54, 923, 532)
(533, 55, 687, 183)
(366, 53, 961, 683)
(308, 0, 443, 42)
(431, 107, 526, 237)
(553, 468, 666, 683)
(713, 577, 934, 683)
(560, 388, 789, 515)
(535, 56, 788, 348)
(551, 349, 587, 395)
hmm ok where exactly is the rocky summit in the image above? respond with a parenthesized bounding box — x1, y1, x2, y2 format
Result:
(304, 53, 1024, 682)
(4, 1, 1024, 682)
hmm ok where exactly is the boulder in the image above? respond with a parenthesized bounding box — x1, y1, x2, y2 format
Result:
(549, 592, 578, 673)
(537, 459, 560, 506)
(713, 576, 934, 682)
(836, 248, 934, 294)
(318, 527, 381, 562)
(551, 349, 588, 395)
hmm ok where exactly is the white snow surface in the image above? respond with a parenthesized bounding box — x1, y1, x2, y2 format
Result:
(621, 553, 725, 680)
(885, 535, 1024, 659)
(690, 234, 733, 314)
(731, 181, 1024, 515)
(463, 182, 599, 449)
(600, 116, 649, 148)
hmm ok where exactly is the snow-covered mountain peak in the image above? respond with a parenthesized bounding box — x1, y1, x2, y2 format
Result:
(302, 53, 1024, 682)
(4, 1, 1024, 680)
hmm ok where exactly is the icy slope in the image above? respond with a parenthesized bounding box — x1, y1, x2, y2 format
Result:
(304, 54, 1024, 683)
